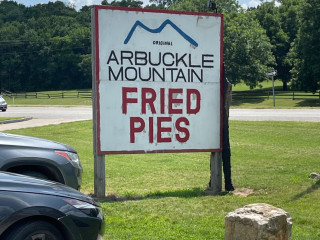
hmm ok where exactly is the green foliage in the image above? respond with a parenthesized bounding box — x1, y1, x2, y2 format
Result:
(289, 0, 320, 92)
(101, 0, 143, 8)
(169, 0, 240, 13)
(250, 0, 309, 92)
(224, 12, 275, 88)
(151, 0, 240, 12)
(0, 1, 91, 92)
(252, 1, 292, 90)
(278, 0, 301, 43)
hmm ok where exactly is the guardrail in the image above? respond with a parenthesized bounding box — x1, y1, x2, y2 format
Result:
(2, 91, 92, 99)
(232, 91, 320, 100)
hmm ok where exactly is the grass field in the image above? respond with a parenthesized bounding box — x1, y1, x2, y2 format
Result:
(232, 79, 284, 91)
(232, 80, 320, 108)
(5, 120, 320, 239)
(0, 117, 22, 122)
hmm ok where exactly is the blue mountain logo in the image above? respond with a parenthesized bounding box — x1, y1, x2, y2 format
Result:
(124, 19, 198, 47)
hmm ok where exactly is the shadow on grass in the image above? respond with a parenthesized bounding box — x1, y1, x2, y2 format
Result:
(231, 97, 266, 107)
(295, 99, 320, 107)
(291, 180, 320, 201)
(101, 187, 230, 203)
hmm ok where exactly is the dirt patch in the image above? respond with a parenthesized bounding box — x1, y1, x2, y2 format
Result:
(232, 188, 254, 197)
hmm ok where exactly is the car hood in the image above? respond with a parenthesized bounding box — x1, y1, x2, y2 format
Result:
(0, 172, 96, 205)
(0, 132, 76, 152)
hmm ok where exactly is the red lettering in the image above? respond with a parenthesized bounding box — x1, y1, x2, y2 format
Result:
(122, 87, 137, 114)
(130, 117, 145, 143)
(175, 117, 190, 143)
(160, 88, 165, 114)
(141, 88, 156, 114)
(149, 117, 153, 143)
(123, 87, 199, 145)
(157, 117, 172, 143)
(187, 89, 201, 114)
(168, 88, 183, 114)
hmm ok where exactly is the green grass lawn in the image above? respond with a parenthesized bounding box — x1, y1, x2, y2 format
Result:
(231, 98, 320, 108)
(5, 120, 320, 239)
(0, 117, 22, 122)
(232, 79, 284, 91)
(231, 80, 320, 108)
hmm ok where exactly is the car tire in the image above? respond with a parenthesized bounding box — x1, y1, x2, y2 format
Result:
(16, 170, 49, 180)
(5, 220, 64, 240)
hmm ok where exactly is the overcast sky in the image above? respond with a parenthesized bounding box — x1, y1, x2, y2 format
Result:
(14, 0, 278, 10)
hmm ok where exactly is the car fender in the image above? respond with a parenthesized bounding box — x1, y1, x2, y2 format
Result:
(0, 158, 65, 184)
(1, 207, 82, 240)
(0, 206, 65, 234)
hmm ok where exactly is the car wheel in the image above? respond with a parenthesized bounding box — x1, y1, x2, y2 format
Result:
(5, 220, 64, 240)
(16, 170, 49, 180)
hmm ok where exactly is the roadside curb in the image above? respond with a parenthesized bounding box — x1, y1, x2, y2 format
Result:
(0, 117, 33, 124)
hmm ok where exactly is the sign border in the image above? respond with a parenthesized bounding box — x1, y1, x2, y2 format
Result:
(93, 5, 224, 155)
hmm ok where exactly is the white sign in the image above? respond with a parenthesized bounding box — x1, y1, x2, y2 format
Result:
(93, 6, 223, 154)
(267, 70, 277, 77)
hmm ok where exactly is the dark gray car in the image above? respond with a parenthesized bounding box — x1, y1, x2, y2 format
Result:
(0, 171, 103, 240)
(0, 132, 82, 190)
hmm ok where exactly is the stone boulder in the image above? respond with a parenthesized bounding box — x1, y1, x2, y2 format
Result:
(225, 203, 292, 240)
(309, 172, 320, 180)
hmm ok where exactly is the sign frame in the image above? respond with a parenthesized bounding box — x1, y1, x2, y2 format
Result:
(92, 6, 224, 155)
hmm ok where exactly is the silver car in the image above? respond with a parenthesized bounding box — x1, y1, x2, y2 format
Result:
(0, 95, 7, 112)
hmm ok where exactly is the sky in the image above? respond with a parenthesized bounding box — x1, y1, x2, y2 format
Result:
(13, 0, 278, 11)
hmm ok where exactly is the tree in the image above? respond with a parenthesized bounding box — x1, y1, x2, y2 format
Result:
(252, 1, 292, 90)
(0, 0, 26, 23)
(0, 1, 92, 92)
(168, 0, 240, 12)
(278, 0, 301, 43)
(224, 12, 275, 88)
(0, 20, 26, 91)
(101, 0, 143, 8)
(289, 0, 320, 92)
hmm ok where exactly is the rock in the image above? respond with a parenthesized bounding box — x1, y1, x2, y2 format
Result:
(225, 203, 292, 240)
(309, 172, 320, 180)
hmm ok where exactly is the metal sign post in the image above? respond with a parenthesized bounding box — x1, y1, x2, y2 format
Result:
(267, 70, 277, 107)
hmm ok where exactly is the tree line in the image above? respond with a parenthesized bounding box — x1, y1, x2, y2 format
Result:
(0, 0, 318, 92)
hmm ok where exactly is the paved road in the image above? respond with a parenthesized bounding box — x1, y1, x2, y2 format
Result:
(1, 106, 92, 119)
(229, 109, 320, 122)
(0, 106, 92, 131)
(1, 106, 319, 131)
